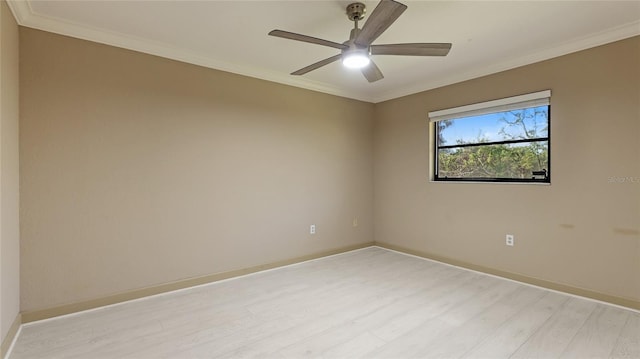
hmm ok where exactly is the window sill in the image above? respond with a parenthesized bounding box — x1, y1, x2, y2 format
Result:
(429, 180, 551, 186)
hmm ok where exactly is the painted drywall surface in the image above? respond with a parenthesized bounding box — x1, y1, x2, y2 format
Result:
(20, 28, 374, 311)
(0, 0, 20, 341)
(374, 36, 640, 301)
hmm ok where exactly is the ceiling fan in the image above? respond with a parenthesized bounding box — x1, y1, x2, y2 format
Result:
(268, 0, 452, 83)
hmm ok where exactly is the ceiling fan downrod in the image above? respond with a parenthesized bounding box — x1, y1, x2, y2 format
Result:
(347, 3, 366, 41)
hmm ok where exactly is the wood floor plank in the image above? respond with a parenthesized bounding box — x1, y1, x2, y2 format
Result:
(151, 250, 432, 358)
(610, 313, 640, 359)
(367, 272, 486, 343)
(16, 249, 390, 359)
(321, 331, 386, 359)
(362, 278, 520, 358)
(197, 255, 453, 358)
(559, 303, 630, 358)
(76, 250, 408, 358)
(269, 271, 465, 358)
(460, 291, 569, 358)
(8, 247, 638, 359)
(415, 285, 548, 358)
(510, 297, 596, 358)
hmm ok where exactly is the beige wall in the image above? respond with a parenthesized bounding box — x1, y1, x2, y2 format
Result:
(19, 28, 374, 312)
(0, 0, 20, 342)
(16, 23, 640, 314)
(374, 36, 640, 302)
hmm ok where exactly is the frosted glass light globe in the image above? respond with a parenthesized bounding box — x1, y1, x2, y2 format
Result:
(342, 51, 370, 69)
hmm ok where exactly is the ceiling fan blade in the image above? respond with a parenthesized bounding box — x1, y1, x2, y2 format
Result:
(269, 30, 348, 50)
(355, 0, 407, 47)
(371, 43, 452, 56)
(291, 54, 342, 76)
(361, 60, 384, 83)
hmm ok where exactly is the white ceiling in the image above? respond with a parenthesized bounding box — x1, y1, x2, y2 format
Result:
(8, 0, 640, 103)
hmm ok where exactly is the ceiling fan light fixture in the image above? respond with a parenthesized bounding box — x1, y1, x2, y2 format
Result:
(342, 49, 370, 69)
(269, 0, 451, 82)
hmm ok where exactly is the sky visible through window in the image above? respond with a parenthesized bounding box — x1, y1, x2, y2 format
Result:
(439, 105, 548, 145)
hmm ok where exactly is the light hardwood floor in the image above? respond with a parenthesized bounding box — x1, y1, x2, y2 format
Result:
(9, 247, 639, 358)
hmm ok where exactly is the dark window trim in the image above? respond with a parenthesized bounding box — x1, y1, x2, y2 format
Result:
(433, 105, 551, 184)
(433, 177, 550, 183)
(437, 137, 548, 150)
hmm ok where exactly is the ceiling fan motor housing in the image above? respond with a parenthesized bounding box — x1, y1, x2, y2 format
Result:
(346, 2, 366, 21)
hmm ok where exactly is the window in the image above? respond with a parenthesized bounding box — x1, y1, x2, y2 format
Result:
(430, 90, 550, 183)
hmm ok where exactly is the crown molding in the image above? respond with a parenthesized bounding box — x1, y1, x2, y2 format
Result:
(6, 0, 30, 24)
(372, 19, 640, 103)
(6, 0, 374, 103)
(8, 1, 640, 104)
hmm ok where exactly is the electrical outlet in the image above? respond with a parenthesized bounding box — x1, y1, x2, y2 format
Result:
(506, 234, 514, 246)
(352, 218, 358, 227)
(310, 224, 316, 235)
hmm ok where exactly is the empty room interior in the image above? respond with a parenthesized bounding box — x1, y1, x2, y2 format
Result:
(1, 0, 639, 358)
